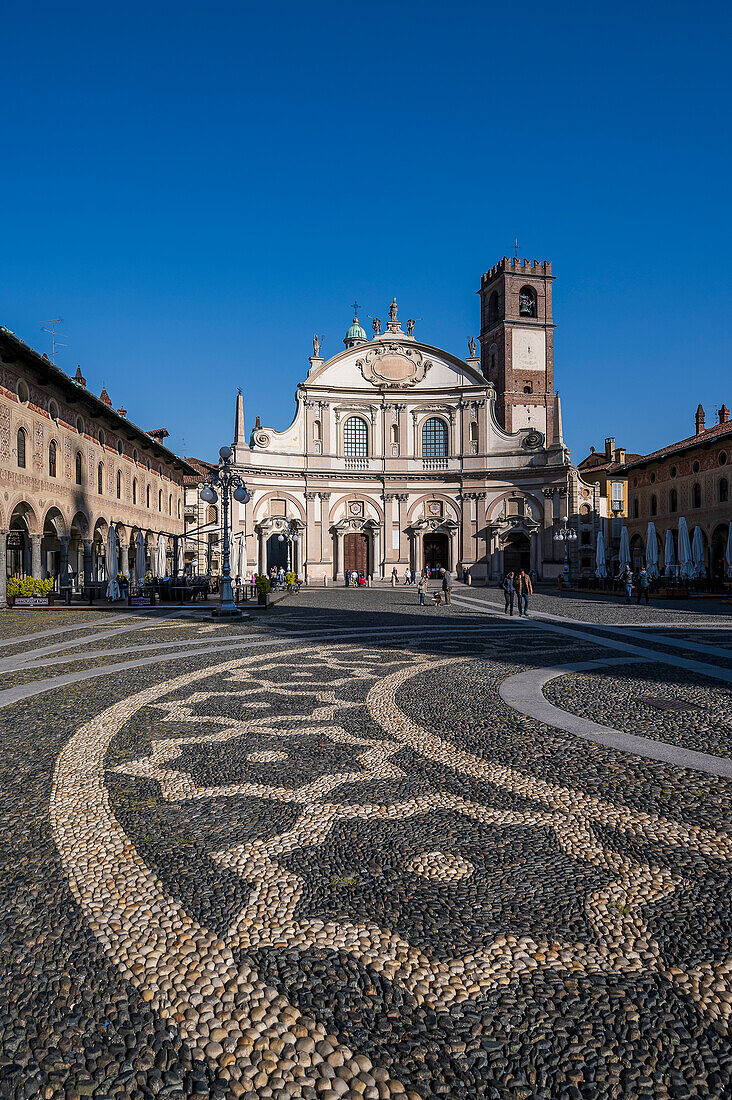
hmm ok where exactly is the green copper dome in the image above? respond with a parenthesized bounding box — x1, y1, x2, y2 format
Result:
(345, 317, 367, 343)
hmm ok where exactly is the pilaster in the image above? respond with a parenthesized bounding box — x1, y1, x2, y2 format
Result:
(0, 532, 7, 606)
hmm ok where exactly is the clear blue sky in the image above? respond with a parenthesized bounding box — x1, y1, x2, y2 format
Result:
(2, 1, 730, 463)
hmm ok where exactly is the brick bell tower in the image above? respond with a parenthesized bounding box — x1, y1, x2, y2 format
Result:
(478, 257, 555, 442)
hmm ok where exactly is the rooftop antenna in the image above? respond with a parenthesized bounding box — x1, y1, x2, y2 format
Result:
(40, 318, 67, 364)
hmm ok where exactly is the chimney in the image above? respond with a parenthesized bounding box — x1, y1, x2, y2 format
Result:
(74, 365, 86, 388)
(719, 404, 730, 425)
(616, 447, 626, 463)
(605, 437, 615, 459)
(695, 404, 705, 434)
(99, 385, 112, 407)
(255, 415, 261, 429)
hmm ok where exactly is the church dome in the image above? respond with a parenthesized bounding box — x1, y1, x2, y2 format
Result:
(344, 316, 367, 347)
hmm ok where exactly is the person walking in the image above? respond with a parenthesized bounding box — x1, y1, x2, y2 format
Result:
(501, 571, 515, 615)
(417, 573, 428, 605)
(619, 565, 633, 603)
(516, 568, 533, 616)
(391, 567, 398, 587)
(636, 566, 650, 605)
(441, 567, 453, 605)
(403, 567, 411, 585)
(345, 569, 351, 588)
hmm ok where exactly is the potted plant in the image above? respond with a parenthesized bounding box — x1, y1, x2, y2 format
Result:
(7, 576, 55, 607)
(256, 575, 271, 607)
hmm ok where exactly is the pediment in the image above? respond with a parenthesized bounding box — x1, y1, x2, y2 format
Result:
(305, 337, 486, 391)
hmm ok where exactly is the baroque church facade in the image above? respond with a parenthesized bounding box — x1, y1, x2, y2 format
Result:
(229, 257, 599, 583)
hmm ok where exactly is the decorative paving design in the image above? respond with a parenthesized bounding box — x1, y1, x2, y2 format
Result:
(50, 644, 732, 1096)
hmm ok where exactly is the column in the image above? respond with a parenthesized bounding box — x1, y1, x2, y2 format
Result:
(384, 494, 396, 564)
(31, 534, 42, 579)
(530, 531, 540, 577)
(476, 492, 487, 569)
(374, 525, 382, 579)
(397, 494, 409, 566)
(319, 493, 332, 572)
(335, 528, 344, 581)
(258, 528, 267, 574)
(59, 536, 70, 590)
(83, 539, 94, 589)
(542, 488, 556, 567)
(449, 527, 459, 573)
(305, 492, 318, 574)
(0, 531, 7, 607)
(460, 494, 473, 569)
(120, 541, 129, 577)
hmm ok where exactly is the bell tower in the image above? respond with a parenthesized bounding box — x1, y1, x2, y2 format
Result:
(478, 257, 555, 441)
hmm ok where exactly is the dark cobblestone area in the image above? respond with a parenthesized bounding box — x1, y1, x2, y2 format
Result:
(545, 663, 732, 759)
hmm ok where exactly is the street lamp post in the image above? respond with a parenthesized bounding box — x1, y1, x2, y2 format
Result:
(200, 446, 250, 619)
(276, 520, 300, 574)
(553, 514, 577, 586)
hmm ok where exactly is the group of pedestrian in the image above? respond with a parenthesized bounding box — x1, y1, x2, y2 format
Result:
(618, 564, 651, 604)
(500, 569, 533, 616)
(345, 569, 366, 587)
(415, 567, 452, 607)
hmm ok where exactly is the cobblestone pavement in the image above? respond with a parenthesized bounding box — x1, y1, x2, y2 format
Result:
(1, 587, 731, 1100)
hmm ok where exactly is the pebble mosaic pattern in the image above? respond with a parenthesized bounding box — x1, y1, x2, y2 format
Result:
(1, 588, 731, 1099)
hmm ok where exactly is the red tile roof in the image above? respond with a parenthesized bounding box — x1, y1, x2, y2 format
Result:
(619, 420, 732, 470)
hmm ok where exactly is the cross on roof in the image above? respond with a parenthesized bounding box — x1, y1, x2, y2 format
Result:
(351, 300, 360, 317)
(513, 238, 520, 259)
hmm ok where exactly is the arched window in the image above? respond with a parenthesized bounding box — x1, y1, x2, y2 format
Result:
(693, 482, 701, 508)
(17, 427, 27, 468)
(488, 290, 499, 323)
(469, 422, 478, 445)
(146, 485, 151, 508)
(343, 416, 368, 457)
(177, 499, 181, 519)
(206, 505, 218, 525)
(75, 451, 83, 485)
(132, 478, 138, 504)
(519, 286, 537, 318)
(422, 417, 448, 457)
(651, 494, 657, 516)
(158, 489, 163, 512)
(669, 488, 677, 512)
(168, 493, 172, 516)
(632, 498, 639, 519)
(313, 419, 321, 441)
(116, 470, 122, 499)
(48, 440, 57, 477)
(98, 462, 104, 494)
(720, 478, 729, 503)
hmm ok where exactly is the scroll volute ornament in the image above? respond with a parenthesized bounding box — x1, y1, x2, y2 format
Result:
(356, 343, 432, 388)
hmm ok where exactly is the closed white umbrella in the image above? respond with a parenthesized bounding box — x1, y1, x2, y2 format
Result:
(155, 534, 166, 578)
(176, 538, 184, 577)
(595, 530, 607, 578)
(237, 535, 246, 579)
(645, 521, 659, 580)
(664, 529, 675, 575)
(726, 521, 732, 579)
(678, 518, 693, 579)
(105, 526, 120, 600)
(135, 531, 146, 582)
(691, 526, 706, 578)
(618, 526, 630, 572)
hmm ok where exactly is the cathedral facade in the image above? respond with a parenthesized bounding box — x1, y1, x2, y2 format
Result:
(229, 257, 598, 583)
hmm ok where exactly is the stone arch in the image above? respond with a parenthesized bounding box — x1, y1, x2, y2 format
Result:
(6, 497, 41, 536)
(42, 505, 68, 539)
(253, 491, 306, 524)
(486, 489, 545, 524)
(406, 493, 459, 524)
(328, 493, 385, 525)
